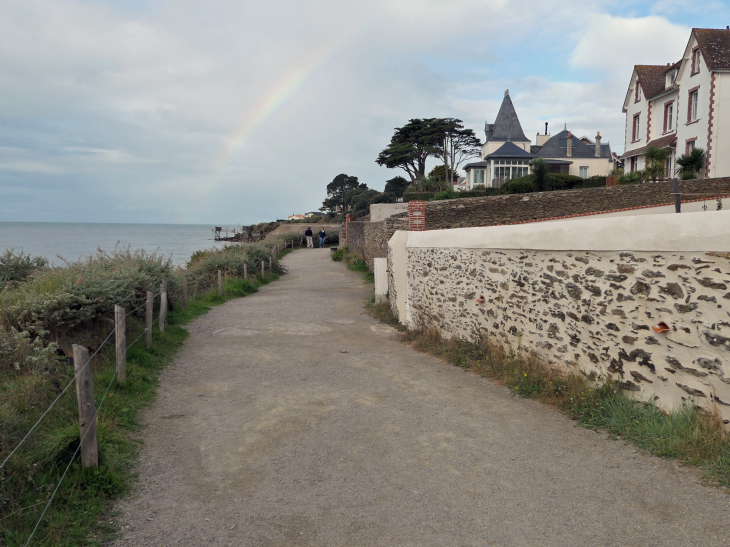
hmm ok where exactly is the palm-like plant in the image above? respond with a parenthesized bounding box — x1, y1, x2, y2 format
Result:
(675, 147, 706, 179)
(531, 158, 549, 192)
(644, 146, 669, 182)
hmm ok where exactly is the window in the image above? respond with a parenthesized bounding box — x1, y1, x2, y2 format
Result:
(688, 89, 699, 123)
(579, 166, 588, 178)
(666, 70, 677, 88)
(686, 139, 696, 154)
(473, 169, 484, 186)
(664, 101, 674, 132)
(632, 114, 641, 141)
(630, 157, 637, 173)
(691, 47, 701, 75)
(635, 82, 641, 103)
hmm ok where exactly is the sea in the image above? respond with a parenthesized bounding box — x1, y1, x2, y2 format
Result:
(0, 222, 225, 266)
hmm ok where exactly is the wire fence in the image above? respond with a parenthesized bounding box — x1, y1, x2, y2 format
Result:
(1, 243, 293, 545)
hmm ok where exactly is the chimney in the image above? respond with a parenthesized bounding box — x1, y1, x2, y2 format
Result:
(595, 132, 602, 157)
(567, 132, 572, 157)
(545, 122, 548, 135)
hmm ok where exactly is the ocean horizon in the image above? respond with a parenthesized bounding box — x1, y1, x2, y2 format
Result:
(0, 221, 228, 266)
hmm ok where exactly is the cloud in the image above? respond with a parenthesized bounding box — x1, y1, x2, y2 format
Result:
(0, 0, 709, 224)
(571, 13, 689, 73)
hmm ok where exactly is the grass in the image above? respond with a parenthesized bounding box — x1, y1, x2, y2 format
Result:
(0, 271, 280, 546)
(332, 247, 374, 284)
(365, 300, 730, 490)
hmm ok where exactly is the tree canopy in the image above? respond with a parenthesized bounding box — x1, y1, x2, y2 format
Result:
(383, 176, 409, 198)
(429, 118, 481, 186)
(375, 119, 444, 181)
(321, 173, 366, 212)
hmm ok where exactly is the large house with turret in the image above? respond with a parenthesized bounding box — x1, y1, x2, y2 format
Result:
(622, 28, 730, 178)
(463, 91, 614, 190)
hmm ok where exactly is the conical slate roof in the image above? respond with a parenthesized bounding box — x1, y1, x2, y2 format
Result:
(488, 91, 529, 143)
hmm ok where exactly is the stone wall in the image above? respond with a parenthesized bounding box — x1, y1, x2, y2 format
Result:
(345, 213, 408, 271)
(423, 178, 730, 230)
(389, 211, 730, 424)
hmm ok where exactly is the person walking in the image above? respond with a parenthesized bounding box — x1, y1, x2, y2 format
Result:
(305, 227, 313, 248)
(318, 228, 326, 248)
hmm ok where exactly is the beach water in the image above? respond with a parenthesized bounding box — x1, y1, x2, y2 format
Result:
(0, 222, 224, 266)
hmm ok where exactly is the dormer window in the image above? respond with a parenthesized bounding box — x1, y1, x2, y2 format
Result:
(634, 83, 641, 102)
(691, 47, 701, 75)
(666, 70, 677, 88)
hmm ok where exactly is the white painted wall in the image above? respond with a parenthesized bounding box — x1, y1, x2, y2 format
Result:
(675, 35, 712, 168)
(566, 157, 613, 178)
(387, 230, 409, 323)
(406, 210, 730, 252)
(712, 72, 730, 178)
(374, 257, 388, 304)
(370, 203, 408, 222)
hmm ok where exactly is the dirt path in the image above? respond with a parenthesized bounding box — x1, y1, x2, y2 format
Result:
(109, 249, 730, 546)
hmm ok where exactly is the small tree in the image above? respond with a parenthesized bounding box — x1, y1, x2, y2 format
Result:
(532, 158, 549, 192)
(675, 147, 706, 179)
(644, 146, 670, 182)
(383, 176, 409, 198)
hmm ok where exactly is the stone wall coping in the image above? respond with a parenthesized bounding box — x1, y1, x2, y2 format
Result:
(406, 209, 730, 252)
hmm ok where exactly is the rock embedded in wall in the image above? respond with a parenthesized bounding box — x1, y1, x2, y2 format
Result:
(407, 247, 730, 423)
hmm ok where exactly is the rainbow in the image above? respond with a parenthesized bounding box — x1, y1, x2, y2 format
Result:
(214, 25, 364, 171)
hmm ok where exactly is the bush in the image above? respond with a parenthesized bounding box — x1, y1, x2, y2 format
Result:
(502, 176, 535, 194)
(0, 249, 48, 285)
(431, 189, 459, 200)
(618, 171, 643, 185)
(331, 247, 348, 261)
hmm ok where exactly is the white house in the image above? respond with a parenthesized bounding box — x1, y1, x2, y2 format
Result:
(463, 90, 613, 189)
(622, 28, 730, 178)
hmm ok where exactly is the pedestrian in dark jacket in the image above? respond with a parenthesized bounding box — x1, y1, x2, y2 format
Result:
(318, 229, 326, 248)
(305, 227, 313, 248)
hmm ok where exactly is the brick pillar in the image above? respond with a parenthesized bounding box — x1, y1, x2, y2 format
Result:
(408, 201, 426, 231)
(345, 214, 351, 246)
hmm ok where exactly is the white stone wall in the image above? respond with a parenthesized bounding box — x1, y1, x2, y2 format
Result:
(389, 211, 730, 423)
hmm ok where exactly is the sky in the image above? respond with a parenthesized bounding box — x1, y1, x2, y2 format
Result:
(0, 0, 728, 225)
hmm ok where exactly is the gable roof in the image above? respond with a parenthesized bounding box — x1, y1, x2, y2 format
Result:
(484, 141, 535, 159)
(535, 130, 613, 160)
(635, 65, 668, 99)
(693, 28, 730, 70)
(486, 91, 529, 143)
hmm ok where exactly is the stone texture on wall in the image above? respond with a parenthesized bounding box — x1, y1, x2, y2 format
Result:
(346, 213, 408, 271)
(407, 246, 730, 423)
(423, 178, 730, 230)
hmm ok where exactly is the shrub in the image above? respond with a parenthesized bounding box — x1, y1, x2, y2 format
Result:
(0, 327, 59, 373)
(618, 171, 643, 185)
(431, 189, 459, 200)
(502, 176, 535, 194)
(331, 247, 348, 261)
(0, 249, 49, 285)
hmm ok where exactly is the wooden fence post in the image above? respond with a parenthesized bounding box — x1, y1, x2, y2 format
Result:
(72, 344, 98, 468)
(145, 291, 153, 348)
(244, 263, 248, 279)
(114, 305, 126, 386)
(261, 260, 265, 278)
(182, 275, 188, 307)
(160, 282, 167, 333)
(218, 269, 223, 295)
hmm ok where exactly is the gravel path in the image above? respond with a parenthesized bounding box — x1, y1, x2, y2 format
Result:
(108, 248, 730, 546)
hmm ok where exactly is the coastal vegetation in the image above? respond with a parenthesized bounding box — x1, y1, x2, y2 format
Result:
(0, 237, 291, 545)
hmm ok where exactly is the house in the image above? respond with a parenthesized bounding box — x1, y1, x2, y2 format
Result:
(288, 214, 307, 220)
(531, 127, 615, 177)
(622, 28, 730, 178)
(463, 90, 613, 189)
(463, 90, 535, 189)
(453, 176, 467, 191)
